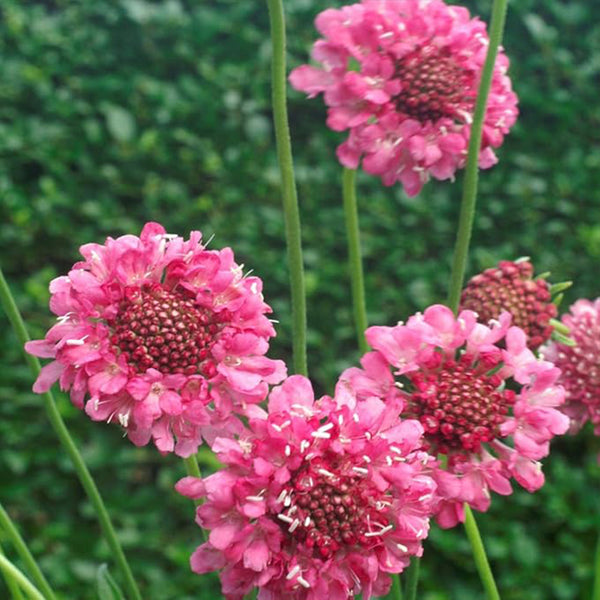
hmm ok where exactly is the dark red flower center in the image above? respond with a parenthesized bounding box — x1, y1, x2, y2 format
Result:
(404, 355, 516, 457)
(109, 283, 222, 375)
(393, 44, 474, 123)
(276, 461, 392, 559)
(460, 260, 557, 349)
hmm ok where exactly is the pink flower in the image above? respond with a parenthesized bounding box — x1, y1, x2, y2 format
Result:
(289, 0, 518, 196)
(460, 259, 558, 350)
(177, 375, 437, 600)
(25, 222, 286, 456)
(543, 298, 600, 435)
(346, 304, 568, 528)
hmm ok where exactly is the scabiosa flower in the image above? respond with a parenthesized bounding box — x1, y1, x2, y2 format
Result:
(543, 298, 600, 435)
(177, 375, 436, 600)
(460, 259, 558, 350)
(345, 304, 568, 528)
(25, 222, 286, 456)
(289, 0, 518, 196)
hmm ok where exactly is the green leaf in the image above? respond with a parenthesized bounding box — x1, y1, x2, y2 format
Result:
(96, 564, 125, 600)
(103, 105, 136, 143)
(549, 281, 573, 295)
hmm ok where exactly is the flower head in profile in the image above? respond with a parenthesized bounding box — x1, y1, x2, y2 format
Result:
(289, 0, 518, 196)
(345, 304, 568, 528)
(25, 222, 286, 456)
(543, 298, 600, 435)
(177, 375, 436, 600)
(460, 259, 558, 350)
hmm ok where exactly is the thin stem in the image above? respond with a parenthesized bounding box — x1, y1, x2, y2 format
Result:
(403, 558, 420, 600)
(183, 455, 207, 541)
(0, 504, 56, 600)
(446, 0, 510, 312)
(0, 555, 45, 600)
(388, 573, 403, 600)
(266, 0, 308, 377)
(593, 528, 600, 600)
(342, 168, 369, 354)
(463, 506, 500, 600)
(0, 268, 142, 600)
(0, 543, 25, 600)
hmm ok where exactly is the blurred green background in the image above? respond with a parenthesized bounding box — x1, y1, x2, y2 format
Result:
(1, 0, 600, 598)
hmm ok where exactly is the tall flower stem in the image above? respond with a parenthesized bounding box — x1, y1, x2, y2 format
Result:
(389, 573, 403, 600)
(0, 268, 142, 600)
(463, 506, 500, 600)
(593, 529, 600, 600)
(342, 168, 369, 354)
(266, 0, 308, 376)
(0, 543, 25, 600)
(0, 503, 56, 600)
(403, 558, 421, 600)
(0, 555, 45, 600)
(444, 0, 509, 598)
(447, 0, 510, 311)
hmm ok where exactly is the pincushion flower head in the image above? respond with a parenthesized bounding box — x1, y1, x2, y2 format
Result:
(289, 0, 518, 197)
(460, 259, 559, 350)
(177, 375, 437, 600)
(341, 304, 568, 528)
(543, 298, 600, 435)
(25, 222, 286, 456)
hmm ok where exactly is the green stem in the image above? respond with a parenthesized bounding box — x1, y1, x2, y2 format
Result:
(388, 573, 403, 600)
(0, 504, 56, 600)
(0, 555, 45, 600)
(0, 268, 142, 600)
(183, 455, 207, 541)
(0, 543, 25, 600)
(342, 168, 369, 354)
(403, 558, 420, 600)
(593, 528, 600, 600)
(266, 0, 308, 377)
(446, 0, 510, 312)
(463, 505, 500, 600)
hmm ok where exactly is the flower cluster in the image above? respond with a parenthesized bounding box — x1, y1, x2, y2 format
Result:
(177, 375, 437, 599)
(543, 298, 600, 435)
(342, 304, 568, 527)
(460, 259, 557, 350)
(290, 0, 518, 196)
(26, 222, 286, 456)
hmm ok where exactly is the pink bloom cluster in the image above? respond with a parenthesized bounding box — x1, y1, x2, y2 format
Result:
(26, 222, 286, 456)
(177, 375, 436, 600)
(290, 0, 518, 196)
(544, 298, 600, 435)
(342, 304, 568, 527)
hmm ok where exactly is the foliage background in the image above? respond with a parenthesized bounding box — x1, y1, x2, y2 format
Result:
(1, 0, 600, 598)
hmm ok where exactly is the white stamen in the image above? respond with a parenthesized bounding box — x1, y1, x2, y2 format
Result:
(272, 423, 282, 432)
(300, 440, 310, 453)
(288, 519, 300, 533)
(279, 420, 291, 429)
(363, 455, 372, 463)
(277, 514, 294, 524)
(286, 566, 301, 580)
(364, 524, 393, 537)
(394, 381, 404, 389)
(304, 516, 311, 527)
(297, 576, 311, 589)
(338, 414, 344, 425)
(117, 412, 130, 428)
(277, 490, 288, 503)
(311, 431, 331, 439)
(246, 494, 265, 502)
(284, 495, 292, 507)
(364, 432, 372, 440)
(353, 466, 368, 475)
(318, 468, 335, 478)
(389, 446, 402, 454)
(66, 336, 88, 346)
(317, 422, 334, 433)
(396, 543, 408, 553)
(386, 456, 393, 466)
(352, 413, 359, 423)
(285, 445, 291, 456)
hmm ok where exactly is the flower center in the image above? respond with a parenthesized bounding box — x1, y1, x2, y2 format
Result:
(460, 261, 556, 349)
(393, 44, 474, 123)
(276, 461, 391, 559)
(404, 356, 516, 457)
(109, 283, 220, 375)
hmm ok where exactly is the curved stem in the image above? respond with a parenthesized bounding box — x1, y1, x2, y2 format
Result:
(0, 268, 142, 600)
(593, 528, 600, 600)
(266, 0, 308, 376)
(463, 506, 500, 600)
(342, 168, 369, 354)
(403, 558, 420, 600)
(0, 504, 56, 600)
(446, 0, 510, 312)
(0, 555, 45, 600)
(0, 543, 25, 600)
